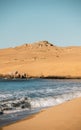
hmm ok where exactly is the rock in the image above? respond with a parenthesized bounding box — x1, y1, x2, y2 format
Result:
(12, 102, 20, 107)
(21, 102, 31, 109)
(25, 102, 31, 108)
(0, 108, 3, 114)
(34, 41, 54, 47)
(14, 73, 21, 78)
(24, 97, 28, 100)
(15, 71, 19, 75)
(21, 105, 25, 109)
(21, 73, 27, 78)
(5, 74, 11, 79)
(0, 111, 3, 115)
(21, 100, 25, 104)
(2, 107, 12, 111)
(1, 104, 7, 107)
(13, 71, 21, 78)
(0, 74, 4, 78)
(10, 73, 14, 78)
(0, 71, 28, 79)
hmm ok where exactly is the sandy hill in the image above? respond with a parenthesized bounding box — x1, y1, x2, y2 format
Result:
(0, 41, 81, 78)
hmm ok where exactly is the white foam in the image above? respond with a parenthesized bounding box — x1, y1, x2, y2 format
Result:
(1, 91, 81, 114)
(0, 94, 12, 101)
(4, 108, 29, 114)
(30, 91, 81, 108)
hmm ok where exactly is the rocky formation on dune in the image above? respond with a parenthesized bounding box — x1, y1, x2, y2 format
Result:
(16, 41, 54, 49)
(33, 41, 54, 47)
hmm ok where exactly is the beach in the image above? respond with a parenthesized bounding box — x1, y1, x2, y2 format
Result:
(0, 0, 81, 129)
(0, 41, 81, 129)
(1, 97, 81, 130)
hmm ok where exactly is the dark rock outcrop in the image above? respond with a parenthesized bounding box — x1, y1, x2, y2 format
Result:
(0, 108, 3, 115)
(21, 73, 27, 78)
(0, 71, 28, 79)
(0, 111, 3, 115)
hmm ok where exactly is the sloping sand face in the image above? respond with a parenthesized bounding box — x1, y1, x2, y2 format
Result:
(0, 41, 81, 78)
(2, 97, 81, 130)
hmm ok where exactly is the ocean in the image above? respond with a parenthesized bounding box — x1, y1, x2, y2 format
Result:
(0, 78, 81, 127)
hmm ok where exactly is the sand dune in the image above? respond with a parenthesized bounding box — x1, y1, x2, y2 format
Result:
(0, 41, 81, 78)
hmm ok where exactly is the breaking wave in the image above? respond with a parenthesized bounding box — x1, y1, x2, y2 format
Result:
(0, 90, 81, 114)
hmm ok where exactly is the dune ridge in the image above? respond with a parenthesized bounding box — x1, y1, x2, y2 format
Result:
(0, 41, 81, 78)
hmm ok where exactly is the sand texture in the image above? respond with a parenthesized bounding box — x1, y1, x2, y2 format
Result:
(0, 41, 81, 78)
(2, 97, 81, 130)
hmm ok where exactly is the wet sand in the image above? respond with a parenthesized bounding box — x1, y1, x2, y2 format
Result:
(2, 97, 81, 130)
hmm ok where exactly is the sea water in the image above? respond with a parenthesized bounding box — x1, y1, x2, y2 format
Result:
(0, 78, 81, 126)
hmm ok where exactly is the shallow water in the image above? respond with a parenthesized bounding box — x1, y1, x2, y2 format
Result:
(0, 78, 81, 126)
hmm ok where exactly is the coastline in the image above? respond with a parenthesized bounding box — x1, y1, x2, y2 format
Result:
(1, 75, 81, 80)
(0, 42, 81, 130)
(1, 97, 81, 130)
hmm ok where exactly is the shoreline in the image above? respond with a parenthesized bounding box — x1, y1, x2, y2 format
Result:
(0, 109, 41, 128)
(1, 75, 81, 80)
(1, 97, 81, 130)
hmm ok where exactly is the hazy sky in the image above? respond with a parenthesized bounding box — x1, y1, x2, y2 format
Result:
(0, 0, 81, 48)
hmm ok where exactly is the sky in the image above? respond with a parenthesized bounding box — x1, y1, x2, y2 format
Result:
(0, 0, 81, 48)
